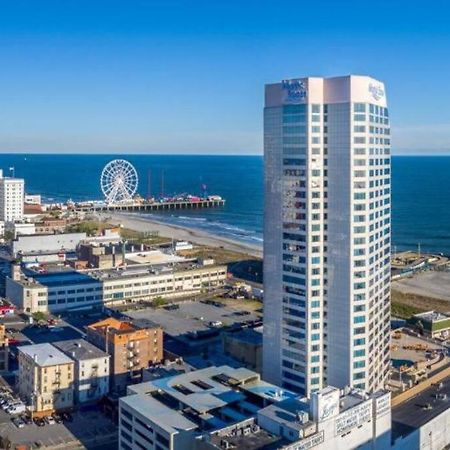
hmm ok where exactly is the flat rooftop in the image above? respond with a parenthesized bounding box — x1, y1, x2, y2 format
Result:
(125, 250, 190, 265)
(53, 339, 109, 361)
(121, 394, 197, 434)
(126, 300, 261, 341)
(33, 270, 100, 287)
(392, 376, 450, 440)
(209, 428, 286, 450)
(225, 327, 263, 345)
(87, 317, 161, 336)
(258, 398, 310, 433)
(129, 366, 262, 415)
(414, 311, 450, 322)
(83, 261, 225, 282)
(124, 365, 296, 435)
(18, 343, 74, 367)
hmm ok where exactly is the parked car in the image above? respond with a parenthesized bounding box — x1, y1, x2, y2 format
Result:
(33, 417, 45, 427)
(7, 403, 26, 415)
(52, 413, 63, 424)
(62, 412, 73, 422)
(44, 415, 55, 425)
(3, 400, 19, 411)
(0, 397, 12, 407)
(12, 417, 25, 428)
(21, 414, 33, 425)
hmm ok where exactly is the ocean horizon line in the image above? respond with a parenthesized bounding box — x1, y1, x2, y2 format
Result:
(0, 151, 450, 157)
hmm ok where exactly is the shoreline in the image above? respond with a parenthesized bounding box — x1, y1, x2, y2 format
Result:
(101, 212, 263, 259)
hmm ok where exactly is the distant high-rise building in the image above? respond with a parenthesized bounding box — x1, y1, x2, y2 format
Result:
(263, 75, 391, 396)
(0, 169, 24, 222)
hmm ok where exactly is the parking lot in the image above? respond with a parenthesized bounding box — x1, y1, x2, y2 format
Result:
(21, 323, 83, 344)
(0, 409, 117, 449)
(126, 300, 261, 338)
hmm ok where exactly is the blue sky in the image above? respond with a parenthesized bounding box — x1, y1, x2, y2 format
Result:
(0, 0, 449, 154)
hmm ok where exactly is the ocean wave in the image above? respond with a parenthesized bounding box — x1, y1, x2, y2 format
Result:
(177, 216, 208, 222)
(134, 211, 262, 246)
(208, 222, 251, 234)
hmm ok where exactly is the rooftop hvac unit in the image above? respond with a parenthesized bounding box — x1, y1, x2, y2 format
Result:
(296, 411, 309, 424)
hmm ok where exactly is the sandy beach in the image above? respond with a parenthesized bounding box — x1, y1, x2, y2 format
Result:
(101, 212, 263, 259)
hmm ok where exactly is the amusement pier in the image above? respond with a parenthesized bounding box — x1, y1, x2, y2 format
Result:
(71, 196, 225, 212)
(63, 159, 226, 212)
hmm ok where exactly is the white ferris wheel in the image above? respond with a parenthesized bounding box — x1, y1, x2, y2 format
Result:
(101, 159, 138, 204)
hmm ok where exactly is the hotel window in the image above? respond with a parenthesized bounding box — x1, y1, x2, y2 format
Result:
(121, 430, 132, 442)
(156, 433, 170, 448)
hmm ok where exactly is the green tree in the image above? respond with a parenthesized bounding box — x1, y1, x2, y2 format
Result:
(32, 311, 47, 322)
(152, 297, 166, 307)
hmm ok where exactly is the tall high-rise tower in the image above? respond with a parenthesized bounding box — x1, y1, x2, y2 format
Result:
(263, 76, 391, 396)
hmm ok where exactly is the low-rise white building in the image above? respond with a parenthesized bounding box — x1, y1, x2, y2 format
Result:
(53, 339, 110, 404)
(6, 262, 227, 314)
(257, 386, 391, 450)
(118, 366, 391, 450)
(24, 194, 41, 205)
(11, 232, 87, 258)
(6, 221, 36, 238)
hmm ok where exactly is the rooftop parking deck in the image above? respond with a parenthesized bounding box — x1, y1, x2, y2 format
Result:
(392, 376, 450, 440)
(126, 300, 261, 341)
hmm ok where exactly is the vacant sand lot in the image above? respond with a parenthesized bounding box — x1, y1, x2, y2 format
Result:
(393, 271, 450, 301)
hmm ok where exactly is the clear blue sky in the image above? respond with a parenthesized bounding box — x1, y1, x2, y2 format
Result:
(0, 0, 449, 154)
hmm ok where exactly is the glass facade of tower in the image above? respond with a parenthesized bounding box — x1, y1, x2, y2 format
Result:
(263, 76, 391, 396)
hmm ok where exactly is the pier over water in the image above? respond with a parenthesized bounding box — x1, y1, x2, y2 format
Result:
(73, 198, 225, 212)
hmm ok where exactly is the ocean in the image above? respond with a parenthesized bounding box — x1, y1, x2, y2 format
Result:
(0, 153, 449, 254)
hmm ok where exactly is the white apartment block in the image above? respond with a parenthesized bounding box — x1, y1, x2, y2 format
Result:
(6, 263, 227, 314)
(53, 339, 110, 404)
(18, 343, 75, 413)
(263, 75, 391, 396)
(0, 170, 24, 222)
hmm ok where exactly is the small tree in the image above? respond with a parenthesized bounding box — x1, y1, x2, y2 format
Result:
(32, 311, 47, 323)
(152, 297, 166, 308)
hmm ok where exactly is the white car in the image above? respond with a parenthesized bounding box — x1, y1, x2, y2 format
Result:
(2, 400, 16, 410)
(7, 403, 25, 414)
(45, 416, 56, 425)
